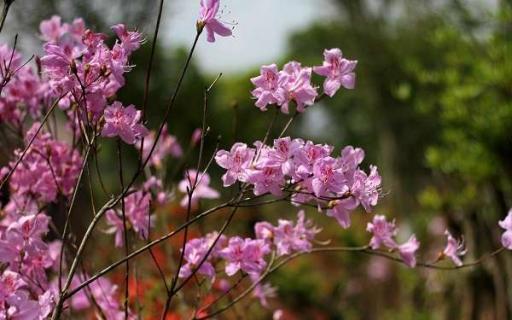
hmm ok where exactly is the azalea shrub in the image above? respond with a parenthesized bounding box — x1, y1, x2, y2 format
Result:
(0, 0, 510, 319)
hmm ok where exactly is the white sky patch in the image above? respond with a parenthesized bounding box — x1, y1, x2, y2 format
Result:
(164, 0, 334, 74)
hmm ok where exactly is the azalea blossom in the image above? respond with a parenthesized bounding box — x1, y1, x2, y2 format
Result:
(104, 190, 153, 246)
(178, 235, 222, 280)
(366, 215, 398, 250)
(326, 197, 359, 229)
(272, 210, 320, 256)
(277, 62, 318, 113)
(250, 64, 284, 111)
(178, 170, 220, 207)
(442, 230, 466, 266)
(198, 0, 232, 42)
(142, 124, 183, 168)
(398, 235, 420, 268)
(313, 48, 357, 97)
(215, 142, 255, 186)
(499, 209, 512, 250)
(220, 237, 270, 276)
(111, 23, 143, 53)
(101, 101, 148, 144)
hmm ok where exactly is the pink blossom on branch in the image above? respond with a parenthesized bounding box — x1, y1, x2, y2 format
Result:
(178, 170, 220, 208)
(250, 48, 356, 113)
(398, 235, 420, 268)
(366, 215, 398, 250)
(105, 190, 153, 247)
(272, 210, 320, 256)
(101, 101, 148, 145)
(277, 61, 318, 113)
(313, 48, 357, 97)
(111, 23, 143, 53)
(198, 0, 232, 42)
(215, 138, 382, 228)
(499, 209, 512, 250)
(141, 124, 183, 168)
(442, 230, 466, 266)
(178, 232, 227, 280)
(250, 64, 284, 111)
(215, 142, 255, 186)
(220, 237, 270, 276)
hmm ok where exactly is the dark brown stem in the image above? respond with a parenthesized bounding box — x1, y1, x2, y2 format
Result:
(0, 0, 13, 34)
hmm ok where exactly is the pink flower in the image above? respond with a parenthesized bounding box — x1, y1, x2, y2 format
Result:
(267, 137, 302, 175)
(142, 125, 183, 168)
(215, 138, 382, 230)
(178, 170, 220, 208)
(250, 64, 284, 111)
(499, 209, 512, 250)
(291, 140, 333, 179)
(191, 128, 203, 146)
(105, 191, 152, 246)
(39, 16, 65, 42)
(254, 221, 274, 242)
(247, 165, 284, 196)
(442, 230, 466, 266)
(198, 0, 232, 43)
(69, 275, 132, 318)
(277, 62, 318, 113)
(105, 211, 125, 248)
(0, 270, 45, 320)
(6, 123, 82, 211)
(143, 176, 169, 205)
(215, 143, 255, 186)
(220, 237, 270, 276)
(311, 156, 347, 197)
(366, 215, 397, 250)
(101, 101, 148, 144)
(272, 210, 320, 256)
(111, 24, 143, 53)
(339, 146, 365, 173)
(398, 235, 420, 268)
(313, 48, 357, 97)
(251, 277, 276, 308)
(326, 197, 359, 229)
(125, 191, 152, 239)
(352, 165, 381, 212)
(178, 235, 223, 280)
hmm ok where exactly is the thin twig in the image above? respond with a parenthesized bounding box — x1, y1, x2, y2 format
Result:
(0, 0, 14, 34)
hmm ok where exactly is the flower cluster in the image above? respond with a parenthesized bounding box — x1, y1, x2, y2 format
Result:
(0, 215, 56, 319)
(2, 123, 82, 216)
(366, 215, 420, 268)
(0, 17, 147, 318)
(178, 169, 220, 208)
(250, 48, 357, 113)
(178, 211, 319, 305)
(0, 44, 47, 126)
(216, 138, 381, 228)
(40, 16, 147, 143)
(101, 101, 148, 144)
